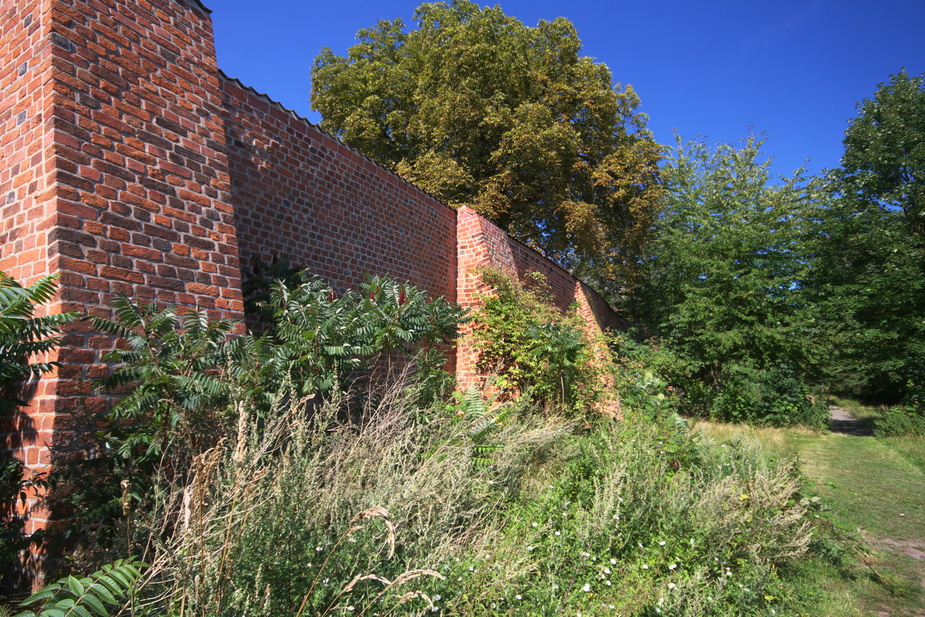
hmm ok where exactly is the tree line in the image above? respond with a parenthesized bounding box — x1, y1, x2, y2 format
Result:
(310, 0, 924, 428)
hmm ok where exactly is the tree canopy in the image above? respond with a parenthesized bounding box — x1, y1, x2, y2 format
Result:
(311, 0, 664, 286)
(840, 70, 925, 241)
(632, 136, 825, 424)
(809, 71, 925, 402)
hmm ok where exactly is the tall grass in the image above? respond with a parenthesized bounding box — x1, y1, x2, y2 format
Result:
(115, 378, 837, 616)
(132, 380, 570, 616)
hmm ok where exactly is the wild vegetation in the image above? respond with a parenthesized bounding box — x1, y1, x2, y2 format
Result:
(1, 261, 918, 616)
(1, 2, 923, 614)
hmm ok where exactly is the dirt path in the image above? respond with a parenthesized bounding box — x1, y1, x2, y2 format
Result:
(829, 405, 874, 436)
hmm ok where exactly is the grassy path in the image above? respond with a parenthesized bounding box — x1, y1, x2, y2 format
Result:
(696, 420, 925, 616)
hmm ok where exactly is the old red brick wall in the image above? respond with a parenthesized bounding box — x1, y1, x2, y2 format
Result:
(222, 75, 458, 301)
(455, 206, 625, 389)
(45, 0, 243, 321)
(0, 0, 62, 539)
(1, 0, 246, 537)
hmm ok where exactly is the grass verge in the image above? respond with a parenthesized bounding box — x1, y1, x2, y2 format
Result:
(695, 418, 925, 616)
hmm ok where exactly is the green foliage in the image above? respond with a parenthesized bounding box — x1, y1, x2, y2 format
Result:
(468, 268, 603, 412)
(131, 384, 562, 616)
(14, 558, 143, 617)
(632, 136, 824, 425)
(0, 273, 78, 409)
(88, 272, 462, 458)
(873, 404, 925, 437)
(423, 415, 821, 616)
(711, 364, 828, 428)
(103, 371, 847, 617)
(90, 299, 238, 462)
(47, 273, 462, 575)
(239, 254, 303, 323)
(0, 456, 29, 583)
(841, 70, 925, 240)
(809, 71, 925, 403)
(609, 331, 689, 417)
(0, 272, 77, 585)
(252, 272, 463, 402)
(443, 385, 526, 470)
(311, 0, 664, 288)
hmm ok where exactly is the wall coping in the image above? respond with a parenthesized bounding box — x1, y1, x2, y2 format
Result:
(218, 70, 458, 218)
(176, 0, 212, 15)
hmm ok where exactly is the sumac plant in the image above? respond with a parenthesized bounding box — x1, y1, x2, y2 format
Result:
(252, 273, 463, 401)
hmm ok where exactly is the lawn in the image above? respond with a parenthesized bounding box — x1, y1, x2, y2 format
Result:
(695, 411, 925, 616)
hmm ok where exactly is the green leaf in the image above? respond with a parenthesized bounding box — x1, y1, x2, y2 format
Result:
(65, 576, 84, 598)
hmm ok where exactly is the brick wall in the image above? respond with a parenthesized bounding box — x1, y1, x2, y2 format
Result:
(45, 0, 243, 321)
(1, 0, 247, 538)
(1, 0, 627, 551)
(0, 0, 61, 543)
(455, 206, 627, 389)
(222, 75, 458, 302)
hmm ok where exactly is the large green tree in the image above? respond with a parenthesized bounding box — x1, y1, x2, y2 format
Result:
(841, 70, 925, 241)
(311, 0, 664, 286)
(810, 71, 925, 402)
(633, 136, 826, 424)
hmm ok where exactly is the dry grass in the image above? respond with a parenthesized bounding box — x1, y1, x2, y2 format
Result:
(131, 380, 572, 616)
(692, 418, 820, 460)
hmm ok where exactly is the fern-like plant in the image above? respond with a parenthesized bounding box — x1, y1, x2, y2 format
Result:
(0, 272, 78, 410)
(14, 558, 144, 617)
(90, 298, 238, 462)
(253, 271, 463, 399)
(0, 272, 77, 577)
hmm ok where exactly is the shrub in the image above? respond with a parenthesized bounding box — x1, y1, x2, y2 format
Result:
(0, 272, 77, 591)
(13, 558, 144, 617)
(47, 274, 463, 577)
(253, 273, 462, 402)
(0, 273, 78, 410)
(408, 412, 816, 616)
(609, 331, 690, 417)
(90, 299, 240, 465)
(468, 267, 606, 412)
(712, 363, 829, 428)
(874, 404, 925, 437)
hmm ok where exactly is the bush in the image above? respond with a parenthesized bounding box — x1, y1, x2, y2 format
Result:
(90, 299, 240, 465)
(252, 272, 462, 402)
(874, 404, 925, 437)
(0, 272, 77, 591)
(430, 416, 815, 616)
(84, 375, 829, 617)
(609, 332, 690, 417)
(712, 363, 829, 428)
(13, 558, 143, 617)
(468, 267, 607, 413)
(0, 272, 79, 410)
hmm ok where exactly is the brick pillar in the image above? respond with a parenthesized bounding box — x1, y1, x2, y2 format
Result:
(1, 0, 74, 541)
(0, 0, 244, 539)
(455, 206, 501, 389)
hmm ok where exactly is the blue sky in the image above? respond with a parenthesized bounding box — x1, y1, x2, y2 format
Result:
(210, 0, 925, 180)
